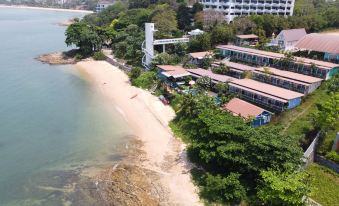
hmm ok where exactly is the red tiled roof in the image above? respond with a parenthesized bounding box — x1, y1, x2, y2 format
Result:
(279, 28, 306, 42)
(254, 67, 323, 84)
(221, 61, 256, 71)
(216, 45, 339, 70)
(189, 51, 213, 59)
(157, 65, 190, 78)
(229, 82, 288, 103)
(223, 98, 266, 119)
(186, 68, 236, 83)
(230, 79, 304, 100)
(296, 33, 339, 54)
(236, 34, 259, 39)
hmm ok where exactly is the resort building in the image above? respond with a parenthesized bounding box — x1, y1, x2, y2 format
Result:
(198, 0, 295, 22)
(252, 67, 322, 94)
(271, 28, 306, 51)
(187, 68, 236, 83)
(217, 45, 339, 79)
(188, 51, 213, 65)
(235, 34, 258, 46)
(228, 79, 304, 111)
(96, 0, 116, 13)
(295, 33, 339, 63)
(213, 60, 255, 79)
(223, 98, 272, 127)
(157, 65, 191, 88)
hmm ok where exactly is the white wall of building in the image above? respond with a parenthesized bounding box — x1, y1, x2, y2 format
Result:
(199, 0, 295, 22)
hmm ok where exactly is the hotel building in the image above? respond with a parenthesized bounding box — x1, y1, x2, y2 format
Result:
(217, 45, 339, 79)
(198, 0, 295, 22)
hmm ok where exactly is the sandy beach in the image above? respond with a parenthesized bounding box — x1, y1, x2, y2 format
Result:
(75, 61, 201, 206)
(0, 5, 93, 13)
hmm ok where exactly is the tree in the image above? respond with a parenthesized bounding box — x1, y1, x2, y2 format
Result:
(151, 4, 178, 36)
(212, 63, 229, 75)
(112, 24, 145, 65)
(196, 76, 212, 90)
(115, 8, 152, 29)
(129, 67, 142, 79)
(257, 169, 311, 206)
(211, 24, 235, 45)
(96, 2, 128, 26)
(313, 93, 339, 131)
(200, 55, 213, 69)
(177, 3, 192, 31)
(128, 0, 152, 8)
(188, 33, 211, 52)
(151, 52, 181, 66)
(200, 173, 246, 204)
(214, 82, 229, 96)
(201, 10, 225, 30)
(65, 22, 102, 55)
(233, 16, 257, 34)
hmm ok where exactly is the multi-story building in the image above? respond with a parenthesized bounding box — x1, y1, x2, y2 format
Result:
(198, 0, 295, 22)
(96, 0, 116, 13)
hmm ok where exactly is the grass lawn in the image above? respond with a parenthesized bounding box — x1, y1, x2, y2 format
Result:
(306, 164, 339, 206)
(271, 84, 330, 139)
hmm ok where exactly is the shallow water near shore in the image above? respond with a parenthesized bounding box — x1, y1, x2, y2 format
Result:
(0, 8, 131, 205)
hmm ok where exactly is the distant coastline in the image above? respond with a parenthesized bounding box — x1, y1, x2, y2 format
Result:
(0, 4, 93, 13)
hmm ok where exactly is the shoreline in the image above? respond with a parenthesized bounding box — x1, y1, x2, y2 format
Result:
(0, 4, 93, 13)
(75, 60, 202, 205)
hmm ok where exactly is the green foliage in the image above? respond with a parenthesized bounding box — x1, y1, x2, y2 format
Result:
(188, 33, 211, 52)
(177, 3, 192, 31)
(257, 169, 311, 206)
(65, 22, 102, 55)
(112, 24, 144, 65)
(306, 164, 339, 206)
(200, 55, 213, 69)
(151, 52, 181, 67)
(115, 8, 152, 29)
(313, 93, 339, 131)
(211, 24, 235, 45)
(325, 151, 339, 164)
(213, 82, 229, 96)
(212, 63, 229, 75)
(171, 93, 304, 204)
(200, 173, 246, 204)
(93, 51, 106, 60)
(196, 76, 212, 90)
(129, 67, 142, 79)
(131, 71, 157, 89)
(96, 2, 128, 26)
(327, 74, 339, 93)
(151, 4, 178, 36)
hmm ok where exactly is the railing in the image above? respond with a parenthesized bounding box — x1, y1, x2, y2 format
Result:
(153, 38, 189, 45)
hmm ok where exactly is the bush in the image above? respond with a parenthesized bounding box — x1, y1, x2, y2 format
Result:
(74, 53, 83, 60)
(129, 67, 142, 80)
(93, 51, 107, 60)
(325, 151, 339, 164)
(131, 71, 157, 89)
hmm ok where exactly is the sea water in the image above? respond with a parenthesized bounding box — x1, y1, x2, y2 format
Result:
(0, 8, 130, 205)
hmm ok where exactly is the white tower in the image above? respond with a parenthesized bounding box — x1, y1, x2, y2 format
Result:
(142, 23, 190, 69)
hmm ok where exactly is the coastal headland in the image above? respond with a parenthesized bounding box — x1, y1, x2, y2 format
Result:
(75, 61, 202, 205)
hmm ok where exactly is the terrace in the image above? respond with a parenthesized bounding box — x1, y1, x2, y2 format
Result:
(217, 45, 339, 79)
(229, 79, 304, 111)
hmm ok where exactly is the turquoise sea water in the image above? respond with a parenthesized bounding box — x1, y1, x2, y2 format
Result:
(0, 8, 130, 205)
